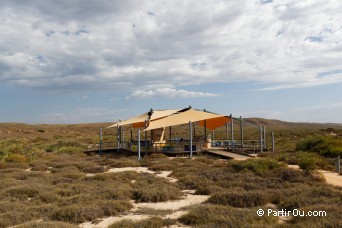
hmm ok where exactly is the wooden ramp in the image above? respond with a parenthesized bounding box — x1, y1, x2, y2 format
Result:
(204, 149, 252, 160)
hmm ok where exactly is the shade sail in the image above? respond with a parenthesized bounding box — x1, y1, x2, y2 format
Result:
(144, 108, 230, 131)
(198, 116, 231, 130)
(107, 109, 180, 129)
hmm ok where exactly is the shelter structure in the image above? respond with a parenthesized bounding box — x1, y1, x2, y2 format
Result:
(101, 106, 273, 158)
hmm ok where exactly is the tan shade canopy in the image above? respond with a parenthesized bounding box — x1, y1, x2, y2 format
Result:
(144, 108, 230, 131)
(198, 116, 231, 130)
(107, 109, 180, 129)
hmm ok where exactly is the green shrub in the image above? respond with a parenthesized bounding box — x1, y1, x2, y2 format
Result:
(297, 152, 331, 174)
(299, 157, 317, 175)
(56, 146, 83, 154)
(5, 154, 27, 163)
(296, 136, 342, 157)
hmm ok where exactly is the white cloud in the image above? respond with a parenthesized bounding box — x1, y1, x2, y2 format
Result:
(0, 0, 341, 92)
(127, 88, 221, 99)
(38, 107, 126, 124)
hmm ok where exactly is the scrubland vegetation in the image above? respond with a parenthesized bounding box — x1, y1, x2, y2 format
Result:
(0, 120, 341, 227)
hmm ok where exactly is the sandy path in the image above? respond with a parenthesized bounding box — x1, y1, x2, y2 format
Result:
(80, 167, 209, 228)
(106, 167, 178, 183)
(287, 165, 342, 187)
(80, 190, 209, 228)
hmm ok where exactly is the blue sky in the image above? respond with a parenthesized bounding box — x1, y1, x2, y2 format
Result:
(0, 0, 341, 124)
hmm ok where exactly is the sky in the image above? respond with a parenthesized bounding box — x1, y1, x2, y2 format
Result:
(0, 0, 341, 124)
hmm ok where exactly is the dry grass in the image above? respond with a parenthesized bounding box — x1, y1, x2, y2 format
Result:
(179, 204, 278, 227)
(108, 217, 176, 228)
(1, 122, 342, 227)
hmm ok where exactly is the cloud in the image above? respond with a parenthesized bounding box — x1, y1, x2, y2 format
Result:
(38, 107, 126, 124)
(0, 0, 341, 93)
(127, 88, 221, 99)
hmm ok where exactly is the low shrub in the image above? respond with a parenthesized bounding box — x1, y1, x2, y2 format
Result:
(17, 221, 77, 228)
(109, 217, 168, 228)
(208, 190, 269, 207)
(179, 204, 277, 227)
(228, 158, 283, 174)
(5, 154, 27, 163)
(56, 146, 83, 154)
(133, 175, 182, 202)
(50, 200, 132, 223)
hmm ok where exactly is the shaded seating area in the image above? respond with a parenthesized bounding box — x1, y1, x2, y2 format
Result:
(99, 106, 275, 159)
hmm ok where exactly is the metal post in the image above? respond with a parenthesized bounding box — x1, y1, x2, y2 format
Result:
(226, 123, 229, 149)
(99, 128, 102, 153)
(189, 121, 193, 158)
(336, 156, 340, 173)
(204, 120, 207, 138)
(130, 125, 133, 151)
(138, 129, 141, 161)
(263, 126, 266, 150)
(240, 116, 244, 152)
(271, 132, 275, 152)
(144, 120, 147, 155)
(259, 126, 263, 153)
(117, 124, 120, 149)
(169, 126, 172, 146)
(212, 130, 215, 147)
(230, 114, 234, 152)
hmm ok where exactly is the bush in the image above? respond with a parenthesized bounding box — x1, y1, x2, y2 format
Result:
(50, 200, 132, 223)
(109, 217, 167, 228)
(179, 204, 277, 227)
(5, 154, 27, 163)
(297, 152, 331, 174)
(296, 136, 342, 157)
(228, 158, 283, 174)
(17, 221, 77, 228)
(133, 175, 182, 202)
(56, 147, 83, 154)
(299, 157, 317, 175)
(208, 190, 269, 207)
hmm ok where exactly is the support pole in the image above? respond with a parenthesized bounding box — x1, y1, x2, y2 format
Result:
(212, 130, 215, 147)
(119, 127, 122, 145)
(122, 128, 125, 146)
(117, 124, 120, 149)
(259, 126, 263, 153)
(226, 123, 229, 149)
(144, 120, 147, 156)
(263, 126, 266, 150)
(169, 126, 172, 146)
(138, 129, 141, 161)
(189, 121, 193, 158)
(240, 116, 244, 152)
(204, 120, 207, 139)
(335, 156, 340, 173)
(99, 128, 102, 154)
(130, 125, 133, 151)
(230, 114, 234, 152)
(271, 132, 275, 152)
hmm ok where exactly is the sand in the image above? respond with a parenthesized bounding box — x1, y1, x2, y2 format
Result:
(79, 167, 209, 228)
(288, 165, 342, 187)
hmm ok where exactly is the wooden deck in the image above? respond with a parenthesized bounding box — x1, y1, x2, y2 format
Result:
(204, 148, 253, 160)
(88, 147, 253, 160)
